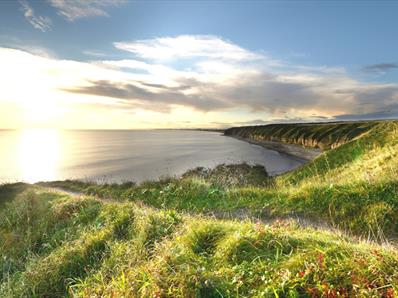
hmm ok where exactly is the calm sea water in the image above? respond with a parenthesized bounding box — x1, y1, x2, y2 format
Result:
(0, 129, 303, 183)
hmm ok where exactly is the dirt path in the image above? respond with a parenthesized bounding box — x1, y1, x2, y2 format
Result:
(204, 208, 334, 232)
(41, 185, 397, 245)
(43, 186, 333, 232)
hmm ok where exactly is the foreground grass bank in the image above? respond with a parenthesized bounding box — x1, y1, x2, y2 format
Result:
(1, 187, 397, 297)
(2, 120, 398, 297)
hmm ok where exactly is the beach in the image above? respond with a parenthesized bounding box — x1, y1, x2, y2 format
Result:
(229, 135, 322, 162)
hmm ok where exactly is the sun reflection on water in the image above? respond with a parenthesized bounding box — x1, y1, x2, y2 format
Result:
(18, 128, 61, 183)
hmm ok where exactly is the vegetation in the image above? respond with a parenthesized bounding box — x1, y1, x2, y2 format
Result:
(1, 188, 398, 297)
(224, 121, 378, 150)
(2, 120, 398, 297)
(0, 183, 30, 206)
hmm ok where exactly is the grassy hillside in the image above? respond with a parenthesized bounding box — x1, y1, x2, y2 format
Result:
(224, 121, 379, 150)
(2, 120, 398, 297)
(1, 188, 397, 297)
(45, 121, 398, 239)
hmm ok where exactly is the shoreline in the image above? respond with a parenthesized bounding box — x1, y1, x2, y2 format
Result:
(227, 135, 322, 163)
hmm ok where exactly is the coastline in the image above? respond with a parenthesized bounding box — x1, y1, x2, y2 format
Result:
(227, 135, 322, 162)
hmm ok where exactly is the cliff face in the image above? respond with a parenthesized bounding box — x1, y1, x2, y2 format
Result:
(224, 121, 379, 150)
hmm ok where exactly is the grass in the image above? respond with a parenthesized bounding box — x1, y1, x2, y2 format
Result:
(1, 188, 398, 297)
(2, 120, 398, 296)
(0, 183, 30, 206)
(49, 121, 398, 239)
(224, 121, 379, 149)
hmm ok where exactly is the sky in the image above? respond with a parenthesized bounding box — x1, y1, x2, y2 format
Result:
(0, 0, 398, 129)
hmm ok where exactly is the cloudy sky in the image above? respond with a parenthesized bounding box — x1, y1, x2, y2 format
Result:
(0, 0, 397, 129)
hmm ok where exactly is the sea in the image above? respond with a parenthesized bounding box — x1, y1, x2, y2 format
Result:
(0, 129, 304, 183)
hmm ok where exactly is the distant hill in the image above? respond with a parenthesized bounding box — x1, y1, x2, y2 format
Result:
(224, 121, 380, 150)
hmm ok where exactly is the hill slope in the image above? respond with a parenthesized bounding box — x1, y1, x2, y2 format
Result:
(1, 187, 397, 297)
(224, 121, 378, 150)
(1, 120, 398, 297)
(49, 121, 398, 239)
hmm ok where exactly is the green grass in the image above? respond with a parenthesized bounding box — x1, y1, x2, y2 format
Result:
(50, 121, 398, 239)
(1, 189, 397, 297)
(2, 120, 398, 296)
(0, 183, 30, 206)
(224, 121, 378, 149)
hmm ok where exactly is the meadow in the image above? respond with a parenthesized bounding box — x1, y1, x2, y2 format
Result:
(1, 120, 398, 297)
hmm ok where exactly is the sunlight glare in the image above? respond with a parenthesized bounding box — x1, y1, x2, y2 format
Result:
(18, 128, 61, 183)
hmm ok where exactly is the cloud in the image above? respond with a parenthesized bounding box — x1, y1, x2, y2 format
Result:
(19, 0, 52, 32)
(211, 119, 269, 128)
(83, 50, 107, 57)
(60, 35, 398, 121)
(114, 35, 265, 61)
(62, 80, 231, 112)
(48, 0, 126, 21)
(362, 63, 398, 73)
(333, 110, 398, 121)
(63, 66, 398, 120)
(212, 115, 336, 128)
(2, 35, 398, 129)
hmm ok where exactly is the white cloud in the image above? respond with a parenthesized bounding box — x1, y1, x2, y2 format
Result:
(19, 0, 52, 32)
(100, 36, 398, 119)
(83, 50, 107, 57)
(2, 35, 398, 128)
(48, 0, 126, 21)
(114, 35, 265, 62)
